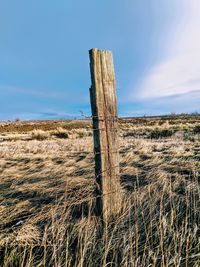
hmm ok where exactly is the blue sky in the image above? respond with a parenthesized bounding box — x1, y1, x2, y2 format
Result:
(0, 0, 200, 120)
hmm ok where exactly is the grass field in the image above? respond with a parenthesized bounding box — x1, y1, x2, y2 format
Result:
(0, 116, 200, 266)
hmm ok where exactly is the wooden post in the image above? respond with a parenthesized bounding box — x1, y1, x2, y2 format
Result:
(89, 48, 121, 221)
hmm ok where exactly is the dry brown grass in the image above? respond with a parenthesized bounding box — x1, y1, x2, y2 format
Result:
(0, 117, 200, 266)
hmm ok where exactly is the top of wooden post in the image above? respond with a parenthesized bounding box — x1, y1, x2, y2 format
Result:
(89, 48, 112, 53)
(89, 48, 115, 87)
(89, 49, 113, 61)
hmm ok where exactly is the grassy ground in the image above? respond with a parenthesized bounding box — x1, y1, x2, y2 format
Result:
(0, 116, 200, 266)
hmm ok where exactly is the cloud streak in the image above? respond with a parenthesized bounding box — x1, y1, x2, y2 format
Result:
(137, 0, 200, 100)
(0, 85, 62, 99)
(0, 84, 88, 102)
(0, 111, 80, 121)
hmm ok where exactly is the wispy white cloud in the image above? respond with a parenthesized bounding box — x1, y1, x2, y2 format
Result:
(0, 85, 48, 97)
(137, 0, 200, 99)
(0, 84, 88, 102)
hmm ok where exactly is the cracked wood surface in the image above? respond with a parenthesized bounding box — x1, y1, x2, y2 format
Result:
(89, 48, 121, 221)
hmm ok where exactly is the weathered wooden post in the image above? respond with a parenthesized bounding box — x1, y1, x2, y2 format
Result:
(89, 48, 121, 222)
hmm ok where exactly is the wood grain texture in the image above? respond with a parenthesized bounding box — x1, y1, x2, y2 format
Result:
(89, 48, 121, 221)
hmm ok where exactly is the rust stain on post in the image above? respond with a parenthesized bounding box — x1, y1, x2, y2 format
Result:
(89, 48, 121, 222)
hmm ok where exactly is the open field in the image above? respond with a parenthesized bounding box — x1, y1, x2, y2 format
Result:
(0, 116, 200, 266)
